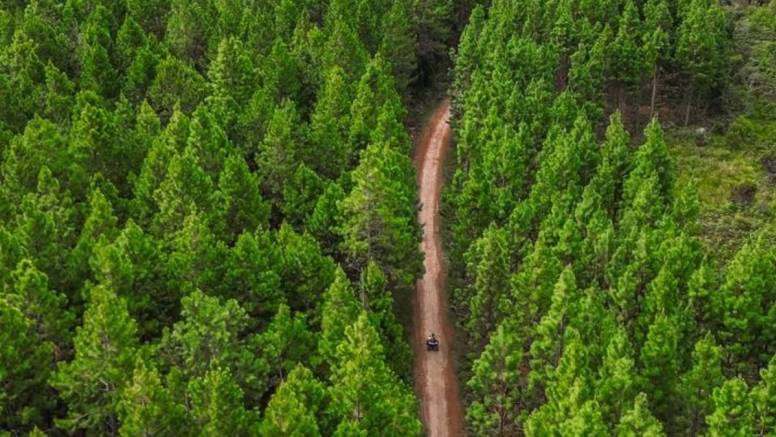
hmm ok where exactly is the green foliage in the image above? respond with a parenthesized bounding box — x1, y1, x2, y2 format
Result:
(616, 393, 666, 437)
(117, 359, 185, 437)
(260, 364, 325, 436)
(329, 312, 421, 437)
(0, 0, 428, 433)
(466, 321, 524, 436)
(705, 378, 754, 436)
(320, 267, 361, 370)
(446, 1, 775, 434)
(51, 285, 139, 436)
(148, 56, 206, 122)
(187, 366, 257, 437)
(339, 140, 422, 291)
(0, 296, 56, 433)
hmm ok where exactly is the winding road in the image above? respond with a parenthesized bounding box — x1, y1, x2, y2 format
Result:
(413, 100, 465, 437)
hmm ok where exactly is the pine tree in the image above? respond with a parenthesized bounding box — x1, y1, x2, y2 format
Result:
(642, 0, 672, 118)
(43, 62, 75, 125)
(207, 37, 256, 135)
(338, 140, 422, 291)
(9, 260, 68, 337)
(282, 164, 325, 229)
(525, 329, 595, 436)
(309, 66, 354, 179)
(616, 393, 666, 437)
(307, 182, 346, 254)
(610, 0, 642, 112)
(162, 290, 269, 404)
(131, 108, 189, 226)
(151, 148, 214, 237)
(706, 378, 754, 437)
(260, 364, 325, 437)
(751, 355, 776, 436)
(0, 296, 56, 433)
(51, 285, 139, 436)
(638, 313, 680, 424)
(676, 0, 731, 125)
(256, 100, 305, 203)
(70, 187, 119, 290)
(125, 0, 169, 37)
(213, 153, 271, 241)
(185, 105, 229, 182)
(187, 366, 257, 437)
(348, 55, 406, 158)
(164, 0, 214, 69)
(12, 167, 75, 297)
(116, 15, 147, 74)
(595, 328, 637, 428)
(359, 261, 411, 380)
(223, 229, 283, 324)
(320, 14, 369, 86)
(77, 6, 118, 99)
(716, 237, 776, 375)
(117, 359, 186, 437)
(275, 223, 336, 314)
(320, 267, 361, 370)
(265, 37, 305, 103)
(466, 321, 524, 437)
(258, 304, 317, 384)
(623, 118, 673, 207)
(90, 220, 171, 338)
(677, 335, 725, 436)
(329, 312, 421, 436)
(148, 56, 206, 122)
(0, 118, 68, 211)
(464, 225, 511, 349)
(378, 0, 417, 98)
(123, 44, 160, 105)
(529, 266, 577, 390)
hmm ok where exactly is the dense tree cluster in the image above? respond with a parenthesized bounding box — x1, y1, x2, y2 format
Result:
(447, 0, 776, 435)
(0, 0, 456, 435)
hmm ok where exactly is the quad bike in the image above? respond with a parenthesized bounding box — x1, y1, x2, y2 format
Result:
(426, 334, 439, 351)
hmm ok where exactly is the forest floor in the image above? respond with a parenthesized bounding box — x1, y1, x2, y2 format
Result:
(667, 119, 776, 258)
(412, 100, 466, 437)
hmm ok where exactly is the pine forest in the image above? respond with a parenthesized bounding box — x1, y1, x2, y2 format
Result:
(1, 0, 776, 436)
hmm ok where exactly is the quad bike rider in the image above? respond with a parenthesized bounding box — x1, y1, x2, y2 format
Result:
(426, 333, 439, 351)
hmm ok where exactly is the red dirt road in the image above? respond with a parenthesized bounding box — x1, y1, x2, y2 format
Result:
(413, 100, 465, 437)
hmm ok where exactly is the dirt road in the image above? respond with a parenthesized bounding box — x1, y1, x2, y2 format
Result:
(413, 100, 465, 437)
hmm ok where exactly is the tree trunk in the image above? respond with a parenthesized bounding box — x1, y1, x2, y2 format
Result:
(556, 54, 570, 93)
(684, 86, 694, 127)
(635, 85, 643, 133)
(650, 64, 659, 119)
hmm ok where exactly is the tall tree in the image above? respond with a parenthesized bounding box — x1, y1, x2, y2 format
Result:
(466, 321, 524, 437)
(187, 366, 257, 437)
(359, 261, 411, 380)
(751, 355, 776, 436)
(309, 66, 354, 179)
(51, 285, 139, 436)
(320, 267, 361, 370)
(616, 393, 666, 437)
(329, 312, 421, 436)
(676, 335, 725, 436)
(705, 378, 754, 437)
(256, 100, 305, 204)
(338, 140, 422, 291)
(260, 364, 325, 437)
(0, 296, 56, 434)
(117, 359, 186, 437)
